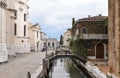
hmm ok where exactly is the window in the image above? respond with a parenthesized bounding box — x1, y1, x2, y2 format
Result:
(14, 23, 17, 35)
(24, 25, 26, 36)
(52, 43, 54, 47)
(81, 27, 87, 34)
(24, 14, 26, 21)
(48, 43, 50, 46)
(37, 31, 38, 38)
(44, 42, 46, 47)
(15, 12, 17, 19)
(86, 44, 90, 49)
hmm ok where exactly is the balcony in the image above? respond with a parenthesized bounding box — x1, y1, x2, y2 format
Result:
(80, 34, 108, 39)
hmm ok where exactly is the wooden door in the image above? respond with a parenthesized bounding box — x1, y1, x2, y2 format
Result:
(96, 43, 104, 59)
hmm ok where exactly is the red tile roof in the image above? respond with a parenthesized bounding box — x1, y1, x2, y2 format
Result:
(76, 15, 107, 22)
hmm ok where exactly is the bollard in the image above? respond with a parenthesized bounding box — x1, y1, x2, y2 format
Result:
(27, 71, 31, 78)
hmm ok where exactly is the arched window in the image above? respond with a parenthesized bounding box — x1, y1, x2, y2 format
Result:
(81, 27, 87, 34)
(48, 43, 50, 46)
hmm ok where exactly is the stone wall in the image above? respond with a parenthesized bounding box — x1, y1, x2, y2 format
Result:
(108, 0, 120, 76)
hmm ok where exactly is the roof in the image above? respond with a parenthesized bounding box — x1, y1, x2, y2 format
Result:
(76, 14, 107, 23)
(32, 23, 41, 30)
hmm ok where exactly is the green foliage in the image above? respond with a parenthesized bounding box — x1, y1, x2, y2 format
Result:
(60, 35, 63, 45)
(69, 39, 88, 59)
(72, 18, 75, 27)
(106, 75, 113, 78)
(69, 39, 77, 53)
(104, 17, 108, 27)
(77, 33, 81, 39)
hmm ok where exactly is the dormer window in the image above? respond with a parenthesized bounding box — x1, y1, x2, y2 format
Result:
(81, 27, 88, 34)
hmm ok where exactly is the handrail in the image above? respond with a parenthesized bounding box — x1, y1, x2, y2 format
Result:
(47, 54, 87, 64)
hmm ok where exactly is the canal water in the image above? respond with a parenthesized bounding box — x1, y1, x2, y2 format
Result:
(49, 58, 88, 78)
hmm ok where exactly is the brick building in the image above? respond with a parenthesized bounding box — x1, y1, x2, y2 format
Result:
(72, 14, 108, 59)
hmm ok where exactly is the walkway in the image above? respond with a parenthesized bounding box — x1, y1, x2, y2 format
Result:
(0, 51, 52, 78)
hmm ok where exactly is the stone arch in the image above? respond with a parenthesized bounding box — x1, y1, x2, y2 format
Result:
(81, 27, 88, 34)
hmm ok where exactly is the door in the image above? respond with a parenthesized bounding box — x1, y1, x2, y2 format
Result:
(96, 43, 104, 59)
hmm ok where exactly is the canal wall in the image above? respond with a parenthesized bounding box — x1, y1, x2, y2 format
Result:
(85, 63, 106, 78)
(30, 51, 54, 78)
(85, 62, 118, 78)
(71, 59, 95, 78)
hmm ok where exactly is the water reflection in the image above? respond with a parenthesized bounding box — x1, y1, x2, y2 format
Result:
(49, 58, 87, 78)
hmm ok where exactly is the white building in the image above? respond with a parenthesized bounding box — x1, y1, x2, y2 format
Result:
(40, 31, 47, 39)
(14, 0, 30, 53)
(63, 29, 72, 47)
(6, 0, 16, 56)
(28, 23, 42, 52)
(41, 38, 58, 52)
(0, 0, 8, 63)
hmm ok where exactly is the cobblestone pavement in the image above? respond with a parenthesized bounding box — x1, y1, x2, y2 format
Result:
(0, 51, 47, 78)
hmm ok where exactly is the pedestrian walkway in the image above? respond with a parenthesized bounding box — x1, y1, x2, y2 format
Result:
(97, 65, 109, 74)
(0, 51, 51, 78)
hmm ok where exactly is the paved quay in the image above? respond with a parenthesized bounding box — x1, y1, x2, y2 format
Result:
(0, 51, 52, 78)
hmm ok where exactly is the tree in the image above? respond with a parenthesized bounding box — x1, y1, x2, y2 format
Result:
(60, 35, 63, 45)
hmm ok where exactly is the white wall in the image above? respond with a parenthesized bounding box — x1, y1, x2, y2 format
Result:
(0, 2, 8, 62)
(14, 0, 30, 53)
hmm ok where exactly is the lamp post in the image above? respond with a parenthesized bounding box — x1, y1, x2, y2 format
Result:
(46, 39, 47, 58)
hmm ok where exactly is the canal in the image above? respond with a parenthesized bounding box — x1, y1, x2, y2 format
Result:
(49, 58, 88, 78)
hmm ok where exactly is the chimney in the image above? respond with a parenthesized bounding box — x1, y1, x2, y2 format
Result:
(88, 15, 91, 18)
(99, 14, 102, 16)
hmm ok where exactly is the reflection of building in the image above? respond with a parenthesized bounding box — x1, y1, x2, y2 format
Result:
(108, 0, 120, 76)
(0, 0, 8, 63)
(63, 29, 71, 47)
(72, 15, 108, 59)
(14, 0, 30, 53)
(28, 23, 41, 51)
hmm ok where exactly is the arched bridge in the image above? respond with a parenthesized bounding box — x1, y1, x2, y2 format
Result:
(48, 54, 87, 64)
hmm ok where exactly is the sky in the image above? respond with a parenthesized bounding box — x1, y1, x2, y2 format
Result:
(28, 0, 108, 40)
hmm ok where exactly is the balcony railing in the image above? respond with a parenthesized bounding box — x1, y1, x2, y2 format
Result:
(80, 34, 108, 39)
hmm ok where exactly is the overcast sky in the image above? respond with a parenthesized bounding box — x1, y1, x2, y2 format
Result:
(28, 0, 108, 40)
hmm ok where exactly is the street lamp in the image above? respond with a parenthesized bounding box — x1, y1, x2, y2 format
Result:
(46, 39, 47, 58)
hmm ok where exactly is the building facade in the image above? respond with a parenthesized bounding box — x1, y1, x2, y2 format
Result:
(63, 28, 71, 47)
(14, 0, 30, 53)
(6, 0, 16, 56)
(0, 0, 8, 62)
(28, 23, 41, 52)
(41, 38, 58, 52)
(108, 0, 120, 76)
(72, 15, 108, 59)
